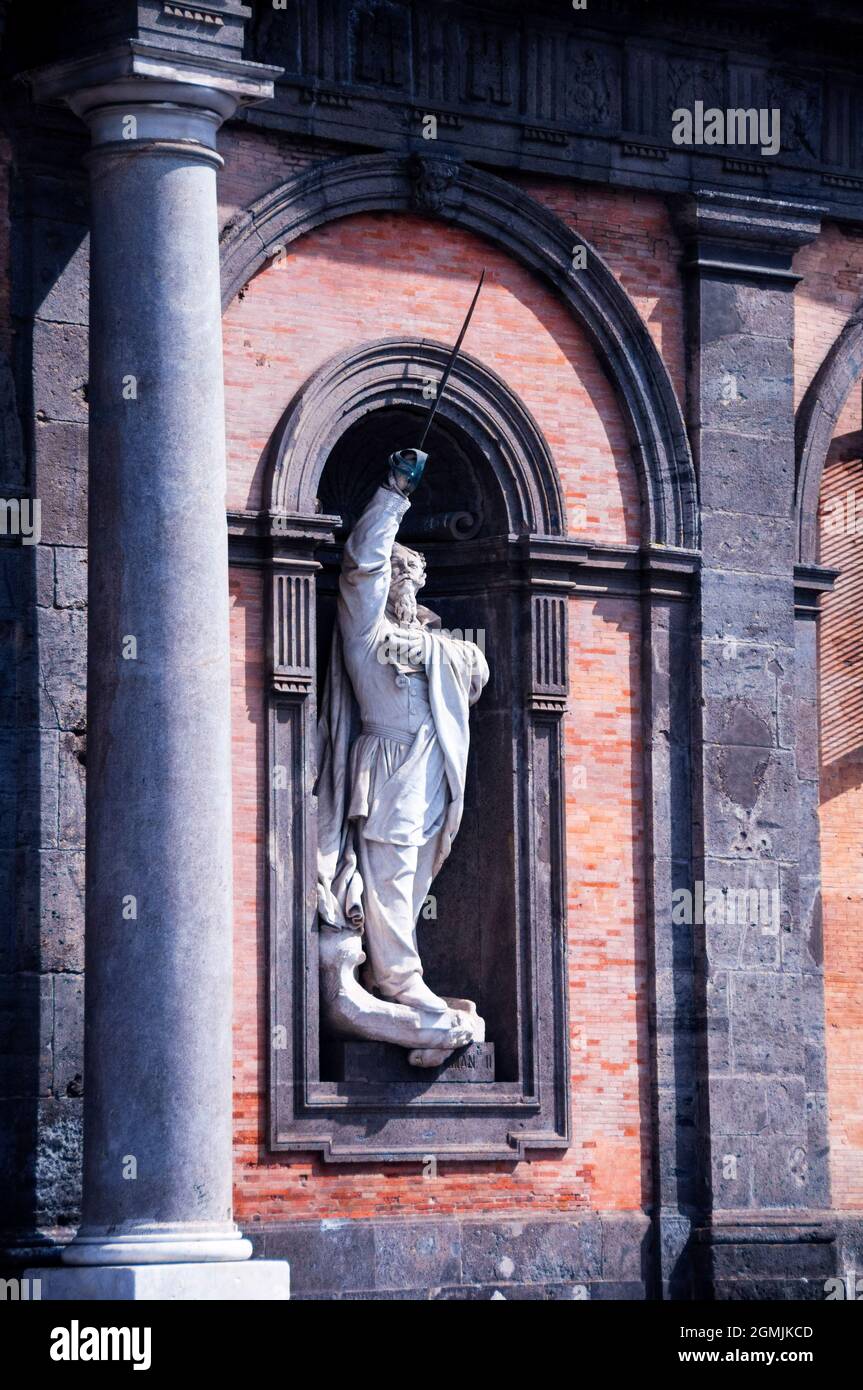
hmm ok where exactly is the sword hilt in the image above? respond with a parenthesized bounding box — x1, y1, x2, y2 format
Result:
(388, 448, 428, 495)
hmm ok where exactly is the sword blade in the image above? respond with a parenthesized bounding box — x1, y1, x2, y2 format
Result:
(418, 268, 485, 450)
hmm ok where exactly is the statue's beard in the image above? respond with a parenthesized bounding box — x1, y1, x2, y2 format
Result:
(390, 577, 420, 627)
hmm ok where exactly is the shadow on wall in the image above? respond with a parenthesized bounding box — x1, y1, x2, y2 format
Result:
(0, 180, 90, 1262)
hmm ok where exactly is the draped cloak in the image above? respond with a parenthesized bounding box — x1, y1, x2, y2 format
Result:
(316, 608, 487, 930)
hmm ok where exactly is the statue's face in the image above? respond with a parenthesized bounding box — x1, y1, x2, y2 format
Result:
(389, 546, 426, 627)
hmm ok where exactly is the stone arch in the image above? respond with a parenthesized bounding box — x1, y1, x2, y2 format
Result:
(220, 151, 696, 549)
(266, 336, 565, 538)
(796, 301, 863, 564)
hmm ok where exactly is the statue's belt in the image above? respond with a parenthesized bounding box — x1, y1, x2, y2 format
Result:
(360, 722, 415, 744)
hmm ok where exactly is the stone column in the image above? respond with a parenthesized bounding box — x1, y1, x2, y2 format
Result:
(27, 43, 289, 1298)
(676, 191, 837, 1297)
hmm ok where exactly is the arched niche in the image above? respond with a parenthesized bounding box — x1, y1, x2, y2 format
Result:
(796, 302, 863, 565)
(219, 154, 699, 1165)
(263, 339, 571, 1161)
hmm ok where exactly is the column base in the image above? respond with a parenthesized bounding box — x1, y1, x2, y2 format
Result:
(24, 1261, 290, 1301)
(61, 1225, 253, 1265)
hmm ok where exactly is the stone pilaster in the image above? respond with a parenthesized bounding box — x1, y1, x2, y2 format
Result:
(25, 9, 289, 1297)
(676, 191, 837, 1297)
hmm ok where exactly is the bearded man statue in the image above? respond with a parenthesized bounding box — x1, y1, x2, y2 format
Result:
(315, 448, 489, 1065)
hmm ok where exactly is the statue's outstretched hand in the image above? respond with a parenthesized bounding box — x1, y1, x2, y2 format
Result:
(387, 447, 428, 496)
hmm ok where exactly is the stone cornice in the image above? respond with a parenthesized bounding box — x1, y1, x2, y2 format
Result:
(29, 38, 279, 119)
(674, 189, 825, 283)
(227, 513, 701, 601)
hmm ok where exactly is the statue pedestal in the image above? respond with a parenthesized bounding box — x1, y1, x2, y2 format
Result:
(324, 1039, 495, 1084)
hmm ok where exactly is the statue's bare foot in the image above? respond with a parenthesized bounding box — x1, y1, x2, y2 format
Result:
(406, 1000, 484, 1068)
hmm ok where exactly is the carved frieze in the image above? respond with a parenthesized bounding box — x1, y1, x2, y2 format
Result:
(245, 1, 863, 220)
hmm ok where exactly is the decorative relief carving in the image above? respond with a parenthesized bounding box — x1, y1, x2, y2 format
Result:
(563, 42, 617, 129)
(407, 152, 459, 214)
(530, 593, 568, 715)
(667, 56, 724, 124)
(272, 570, 314, 693)
(723, 157, 766, 176)
(244, 2, 863, 200)
(464, 25, 514, 106)
(766, 71, 821, 160)
(299, 88, 353, 107)
(523, 126, 568, 146)
(622, 141, 669, 161)
(163, 3, 224, 24)
(353, 3, 410, 88)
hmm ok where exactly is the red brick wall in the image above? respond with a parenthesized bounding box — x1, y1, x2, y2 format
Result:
(795, 222, 863, 410)
(818, 428, 863, 1211)
(222, 210, 641, 544)
(218, 127, 350, 234)
(224, 182, 656, 1221)
(518, 178, 686, 407)
(799, 220, 863, 1210)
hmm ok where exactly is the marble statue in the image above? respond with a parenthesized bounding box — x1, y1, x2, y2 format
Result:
(316, 450, 489, 1066)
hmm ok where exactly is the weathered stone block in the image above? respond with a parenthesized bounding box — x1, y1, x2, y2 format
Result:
(13, 218, 89, 327)
(698, 431, 794, 516)
(701, 748, 797, 859)
(0, 972, 53, 1098)
(53, 548, 87, 610)
(14, 729, 59, 850)
(700, 511, 794, 577)
(700, 570, 795, 647)
(31, 321, 89, 426)
(730, 972, 805, 1075)
(35, 546, 54, 608)
(697, 335, 793, 441)
(53, 972, 83, 1099)
(373, 1221, 461, 1291)
(711, 1078, 768, 1136)
(32, 422, 88, 547)
(17, 608, 86, 732)
(766, 1078, 807, 1136)
(710, 1137, 753, 1207)
(18, 848, 85, 973)
(58, 732, 85, 850)
(752, 1136, 815, 1209)
(32, 1096, 83, 1229)
(462, 1217, 602, 1285)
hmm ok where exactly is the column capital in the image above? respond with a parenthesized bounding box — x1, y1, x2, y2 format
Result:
(674, 189, 826, 284)
(28, 38, 279, 152)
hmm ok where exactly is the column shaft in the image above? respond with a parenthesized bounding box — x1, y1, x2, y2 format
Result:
(69, 133, 241, 1262)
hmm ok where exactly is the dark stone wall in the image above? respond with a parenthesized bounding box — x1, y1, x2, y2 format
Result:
(0, 61, 89, 1256)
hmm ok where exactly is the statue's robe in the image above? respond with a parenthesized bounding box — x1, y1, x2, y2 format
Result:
(316, 485, 488, 1009)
